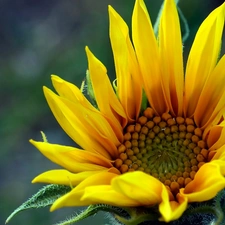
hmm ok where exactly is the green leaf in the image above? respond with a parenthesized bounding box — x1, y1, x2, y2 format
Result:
(6, 184, 71, 224)
(54, 204, 130, 225)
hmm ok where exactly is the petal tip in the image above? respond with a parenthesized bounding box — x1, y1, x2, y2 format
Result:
(43, 86, 50, 93)
(108, 5, 113, 11)
(108, 5, 118, 18)
(50, 204, 57, 212)
(85, 45, 89, 52)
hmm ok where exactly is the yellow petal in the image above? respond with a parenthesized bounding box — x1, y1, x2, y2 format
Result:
(159, 189, 188, 222)
(203, 112, 225, 141)
(50, 171, 118, 211)
(184, 2, 225, 117)
(109, 6, 142, 121)
(132, 0, 167, 115)
(82, 185, 139, 207)
(51, 190, 90, 211)
(207, 121, 225, 150)
(194, 55, 225, 127)
(181, 161, 225, 202)
(111, 171, 162, 205)
(60, 96, 120, 158)
(85, 46, 126, 139)
(159, 0, 184, 116)
(211, 160, 225, 175)
(32, 169, 100, 186)
(30, 140, 112, 172)
(51, 75, 96, 111)
(44, 87, 119, 159)
(212, 146, 225, 162)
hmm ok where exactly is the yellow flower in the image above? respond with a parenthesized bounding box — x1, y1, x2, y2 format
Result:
(30, 0, 225, 222)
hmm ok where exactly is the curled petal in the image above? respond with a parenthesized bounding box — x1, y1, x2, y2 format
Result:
(212, 149, 225, 162)
(82, 185, 139, 207)
(111, 171, 163, 205)
(207, 121, 225, 150)
(159, 190, 188, 222)
(181, 161, 225, 202)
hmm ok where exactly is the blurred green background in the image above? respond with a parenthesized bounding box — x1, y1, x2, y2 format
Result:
(1, 0, 224, 224)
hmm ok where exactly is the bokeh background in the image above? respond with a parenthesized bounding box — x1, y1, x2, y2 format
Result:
(1, 0, 224, 224)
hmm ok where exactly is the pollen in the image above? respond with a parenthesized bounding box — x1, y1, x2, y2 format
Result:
(114, 107, 209, 196)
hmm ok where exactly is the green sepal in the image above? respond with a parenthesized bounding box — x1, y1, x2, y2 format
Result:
(84, 70, 98, 108)
(5, 184, 71, 224)
(112, 78, 118, 95)
(178, 189, 225, 225)
(111, 189, 225, 225)
(129, 189, 225, 225)
(140, 89, 148, 114)
(113, 206, 160, 225)
(54, 204, 130, 225)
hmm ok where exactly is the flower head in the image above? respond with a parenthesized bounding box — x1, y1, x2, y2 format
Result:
(30, 0, 225, 222)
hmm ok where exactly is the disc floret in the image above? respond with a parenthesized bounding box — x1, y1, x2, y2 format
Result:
(115, 107, 209, 196)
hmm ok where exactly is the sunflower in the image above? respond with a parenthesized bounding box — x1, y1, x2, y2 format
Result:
(30, 0, 225, 222)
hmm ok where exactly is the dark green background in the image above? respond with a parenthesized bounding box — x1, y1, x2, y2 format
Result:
(1, 0, 224, 224)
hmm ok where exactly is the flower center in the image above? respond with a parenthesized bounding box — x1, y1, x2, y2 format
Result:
(114, 107, 209, 196)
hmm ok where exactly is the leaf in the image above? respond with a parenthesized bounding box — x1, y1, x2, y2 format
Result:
(6, 184, 71, 224)
(54, 204, 130, 225)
